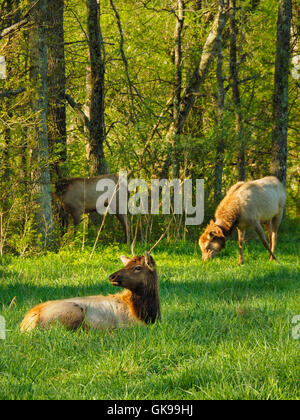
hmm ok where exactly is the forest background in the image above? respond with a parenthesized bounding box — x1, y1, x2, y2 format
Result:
(0, 0, 299, 255)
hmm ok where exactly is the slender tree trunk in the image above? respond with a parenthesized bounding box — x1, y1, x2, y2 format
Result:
(271, 0, 292, 186)
(47, 0, 67, 180)
(2, 108, 11, 213)
(1, 0, 13, 212)
(229, 0, 245, 181)
(29, 0, 54, 247)
(84, 56, 92, 138)
(86, 0, 108, 176)
(170, 0, 185, 178)
(214, 23, 226, 204)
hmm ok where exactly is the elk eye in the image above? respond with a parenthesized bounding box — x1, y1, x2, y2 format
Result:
(134, 266, 142, 272)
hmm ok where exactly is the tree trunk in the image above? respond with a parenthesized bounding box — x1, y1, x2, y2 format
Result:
(170, 0, 185, 178)
(86, 0, 108, 176)
(84, 55, 92, 138)
(47, 0, 67, 180)
(229, 0, 245, 181)
(29, 0, 54, 247)
(271, 0, 292, 186)
(0, 0, 13, 212)
(214, 21, 226, 204)
(2, 106, 11, 214)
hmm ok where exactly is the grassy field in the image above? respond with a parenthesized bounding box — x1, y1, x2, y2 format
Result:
(0, 224, 299, 400)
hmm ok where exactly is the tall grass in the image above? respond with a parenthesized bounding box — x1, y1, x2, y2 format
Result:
(0, 226, 299, 400)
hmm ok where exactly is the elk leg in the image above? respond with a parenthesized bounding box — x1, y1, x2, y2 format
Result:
(270, 214, 282, 261)
(88, 211, 102, 227)
(237, 228, 245, 265)
(269, 233, 277, 261)
(264, 221, 273, 250)
(59, 205, 69, 232)
(253, 221, 278, 261)
(39, 302, 86, 331)
(71, 209, 83, 226)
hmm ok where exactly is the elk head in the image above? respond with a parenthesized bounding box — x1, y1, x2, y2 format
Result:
(199, 220, 226, 261)
(109, 252, 157, 292)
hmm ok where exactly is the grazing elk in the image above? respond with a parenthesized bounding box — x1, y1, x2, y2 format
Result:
(20, 252, 161, 333)
(199, 176, 286, 265)
(54, 174, 129, 243)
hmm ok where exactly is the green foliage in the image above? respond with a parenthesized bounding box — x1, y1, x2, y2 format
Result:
(0, 0, 298, 253)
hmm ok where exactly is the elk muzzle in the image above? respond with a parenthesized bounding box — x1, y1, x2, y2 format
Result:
(109, 272, 123, 287)
(202, 249, 216, 261)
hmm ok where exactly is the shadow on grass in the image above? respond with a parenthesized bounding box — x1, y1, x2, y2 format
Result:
(1, 262, 298, 311)
(0, 268, 116, 310)
(161, 263, 299, 303)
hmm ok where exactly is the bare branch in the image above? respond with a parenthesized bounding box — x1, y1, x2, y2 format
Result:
(109, 0, 137, 119)
(166, 1, 230, 138)
(148, 217, 173, 255)
(65, 94, 90, 131)
(0, 19, 28, 40)
(0, 88, 26, 99)
(139, 0, 176, 14)
(0, 0, 42, 40)
(109, 0, 162, 120)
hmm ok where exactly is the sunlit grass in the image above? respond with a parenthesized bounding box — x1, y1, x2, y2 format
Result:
(0, 228, 299, 400)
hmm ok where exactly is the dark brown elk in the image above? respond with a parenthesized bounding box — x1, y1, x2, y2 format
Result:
(20, 252, 161, 332)
(54, 174, 128, 243)
(199, 176, 286, 265)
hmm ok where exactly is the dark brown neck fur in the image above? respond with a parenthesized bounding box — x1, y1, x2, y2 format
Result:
(216, 220, 238, 237)
(130, 271, 161, 324)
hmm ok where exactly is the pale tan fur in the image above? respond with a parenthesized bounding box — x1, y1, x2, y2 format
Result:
(20, 293, 136, 333)
(199, 176, 286, 264)
(20, 253, 160, 333)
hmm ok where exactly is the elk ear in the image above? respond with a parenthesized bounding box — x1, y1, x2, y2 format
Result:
(144, 252, 156, 271)
(120, 256, 131, 266)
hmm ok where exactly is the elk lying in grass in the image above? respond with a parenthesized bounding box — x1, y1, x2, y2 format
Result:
(20, 252, 161, 333)
(54, 174, 128, 243)
(199, 176, 286, 265)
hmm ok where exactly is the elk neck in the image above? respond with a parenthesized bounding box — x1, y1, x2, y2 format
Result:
(215, 211, 239, 237)
(129, 271, 161, 324)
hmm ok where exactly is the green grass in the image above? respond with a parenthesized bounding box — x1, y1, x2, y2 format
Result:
(0, 228, 299, 400)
